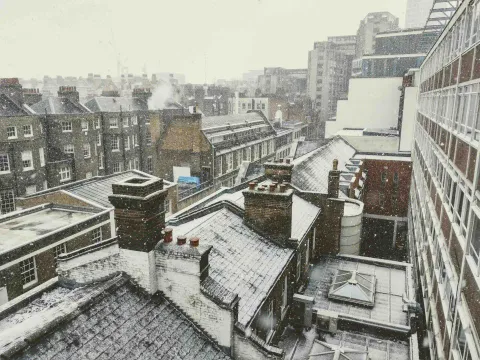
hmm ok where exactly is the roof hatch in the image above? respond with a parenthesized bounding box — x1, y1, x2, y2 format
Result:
(328, 269, 376, 307)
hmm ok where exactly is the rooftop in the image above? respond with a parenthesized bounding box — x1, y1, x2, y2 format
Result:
(0, 205, 96, 254)
(341, 135, 400, 154)
(169, 206, 295, 327)
(304, 256, 410, 328)
(292, 137, 357, 195)
(30, 96, 92, 114)
(0, 275, 231, 359)
(201, 111, 266, 130)
(84, 96, 148, 112)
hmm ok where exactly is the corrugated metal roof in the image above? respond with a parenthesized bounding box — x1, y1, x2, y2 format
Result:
(66, 171, 156, 208)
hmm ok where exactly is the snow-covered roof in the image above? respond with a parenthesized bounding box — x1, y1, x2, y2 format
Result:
(201, 111, 266, 130)
(30, 96, 92, 114)
(84, 96, 148, 112)
(0, 275, 231, 359)
(169, 206, 295, 327)
(0, 205, 96, 254)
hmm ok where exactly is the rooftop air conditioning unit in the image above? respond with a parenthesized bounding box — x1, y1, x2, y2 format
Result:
(316, 310, 338, 334)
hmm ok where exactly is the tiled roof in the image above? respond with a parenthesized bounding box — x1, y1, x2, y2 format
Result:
(84, 96, 148, 112)
(0, 276, 231, 360)
(207, 184, 320, 240)
(201, 112, 265, 130)
(294, 141, 324, 158)
(65, 171, 156, 208)
(170, 208, 294, 327)
(292, 137, 356, 194)
(30, 97, 91, 114)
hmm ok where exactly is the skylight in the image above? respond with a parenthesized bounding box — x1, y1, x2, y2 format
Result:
(309, 340, 368, 360)
(328, 269, 376, 307)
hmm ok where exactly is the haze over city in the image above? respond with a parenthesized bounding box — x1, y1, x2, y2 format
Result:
(0, 0, 406, 82)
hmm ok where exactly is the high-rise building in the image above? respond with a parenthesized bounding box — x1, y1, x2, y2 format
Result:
(307, 35, 356, 138)
(411, 1, 480, 359)
(355, 12, 399, 58)
(405, 0, 434, 28)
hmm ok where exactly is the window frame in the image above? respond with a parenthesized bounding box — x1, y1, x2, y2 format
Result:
(20, 256, 38, 289)
(6, 126, 17, 139)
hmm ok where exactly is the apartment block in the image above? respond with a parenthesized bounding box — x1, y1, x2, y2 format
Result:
(412, 1, 480, 358)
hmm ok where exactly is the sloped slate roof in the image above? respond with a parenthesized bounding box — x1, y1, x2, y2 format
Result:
(0, 94, 29, 116)
(30, 97, 91, 114)
(84, 96, 148, 112)
(170, 208, 294, 327)
(201, 112, 265, 130)
(292, 137, 356, 194)
(65, 171, 156, 208)
(0, 276, 231, 360)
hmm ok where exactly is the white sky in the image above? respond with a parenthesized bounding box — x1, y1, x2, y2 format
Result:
(0, 0, 407, 83)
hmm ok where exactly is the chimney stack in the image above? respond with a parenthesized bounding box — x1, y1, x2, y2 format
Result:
(243, 182, 293, 246)
(0, 78, 24, 106)
(328, 159, 341, 198)
(263, 158, 294, 184)
(108, 177, 168, 252)
(22, 88, 42, 106)
(58, 86, 80, 103)
(132, 88, 152, 102)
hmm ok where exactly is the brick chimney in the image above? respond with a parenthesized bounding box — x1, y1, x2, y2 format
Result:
(133, 88, 152, 102)
(328, 159, 341, 198)
(108, 177, 168, 252)
(0, 78, 24, 105)
(23, 88, 42, 106)
(243, 182, 293, 246)
(58, 86, 80, 103)
(264, 158, 294, 183)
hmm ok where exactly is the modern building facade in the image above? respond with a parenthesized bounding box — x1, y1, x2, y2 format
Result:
(411, 1, 480, 358)
(257, 67, 307, 97)
(307, 36, 356, 138)
(355, 12, 399, 58)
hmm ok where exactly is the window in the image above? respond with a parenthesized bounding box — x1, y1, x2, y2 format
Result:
(64, 144, 74, 154)
(98, 153, 104, 169)
(61, 121, 72, 132)
(83, 143, 91, 159)
(469, 214, 480, 265)
(109, 117, 118, 128)
(39, 124, 43, 134)
(20, 257, 37, 288)
(23, 124, 32, 137)
(254, 144, 259, 160)
(134, 134, 139, 146)
(134, 158, 139, 170)
(262, 142, 267, 157)
(95, 118, 101, 129)
(381, 171, 387, 185)
(39, 148, 45, 167)
(297, 253, 302, 280)
(113, 162, 123, 173)
(226, 153, 233, 172)
(85, 172, 93, 179)
(132, 116, 138, 125)
(267, 299, 274, 333)
(7, 126, 17, 139)
(242, 103, 246, 110)
(21, 150, 33, 171)
(53, 243, 67, 267)
(125, 136, 130, 150)
(92, 227, 102, 243)
(146, 131, 152, 145)
(59, 166, 71, 182)
(97, 132, 101, 146)
(111, 135, 119, 151)
(281, 276, 288, 319)
(123, 117, 129, 127)
(128, 160, 132, 170)
(164, 199, 172, 217)
(393, 172, 399, 188)
(0, 190, 15, 214)
(131, 134, 135, 148)
(0, 154, 10, 173)
(81, 120, 88, 131)
(262, 103, 266, 110)
(147, 156, 153, 173)
(379, 193, 386, 207)
(25, 185, 36, 195)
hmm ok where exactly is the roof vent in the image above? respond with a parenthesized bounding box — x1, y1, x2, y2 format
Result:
(328, 269, 376, 307)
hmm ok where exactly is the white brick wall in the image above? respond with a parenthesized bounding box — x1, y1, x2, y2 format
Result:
(58, 253, 120, 286)
(118, 249, 157, 294)
(156, 254, 234, 350)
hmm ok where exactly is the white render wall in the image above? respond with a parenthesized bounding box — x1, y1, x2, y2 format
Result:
(156, 254, 234, 350)
(119, 249, 157, 294)
(326, 77, 403, 138)
(399, 86, 418, 152)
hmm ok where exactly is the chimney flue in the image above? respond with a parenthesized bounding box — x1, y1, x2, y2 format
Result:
(328, 159, 341, 198)
(249, 182, 256, 190)
(177, 235, 187, 245)
(190, 237, 199, 247)
(164, 227, 173, 243)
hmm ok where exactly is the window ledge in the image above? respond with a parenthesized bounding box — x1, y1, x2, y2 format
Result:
(0, 171, 11, 175)
(23, 168, 34, 172)
(7, 136, 18, 140)
(24, 134, 33, 138)
(60, 178, 71, 183)
(62, 130, 72, 133)
(22, 279, 38, 290)
(112, 149, 120, 152)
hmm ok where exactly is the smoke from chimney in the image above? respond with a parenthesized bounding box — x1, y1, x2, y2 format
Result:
(148, 83, 173, 110)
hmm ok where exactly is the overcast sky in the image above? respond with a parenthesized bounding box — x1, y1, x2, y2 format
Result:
(0, 0, 407, 83)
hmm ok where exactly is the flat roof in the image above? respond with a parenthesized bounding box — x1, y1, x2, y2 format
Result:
(304, 256, 410, 327)
(0, 207, 94, 253)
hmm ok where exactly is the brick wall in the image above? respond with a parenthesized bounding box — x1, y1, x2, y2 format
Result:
(17, 190, 97, 210)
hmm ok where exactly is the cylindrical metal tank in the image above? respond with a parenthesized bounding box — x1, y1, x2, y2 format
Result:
(339, 199, 364, 255)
